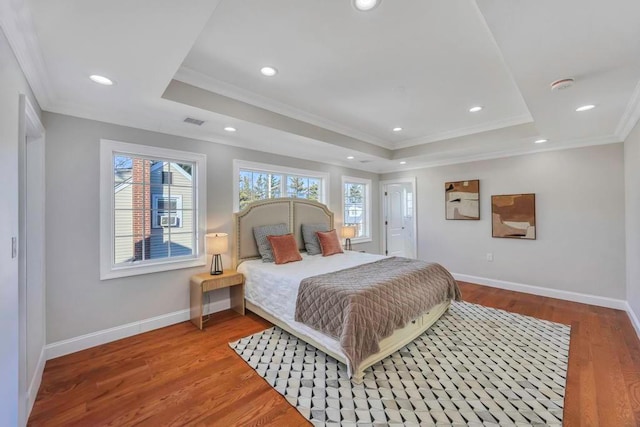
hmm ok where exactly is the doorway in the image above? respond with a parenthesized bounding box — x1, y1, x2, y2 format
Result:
(18, 96, 46, 425)
(381, 178, 417, 258)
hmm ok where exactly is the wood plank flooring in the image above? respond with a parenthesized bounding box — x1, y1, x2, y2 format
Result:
(29, 282, 640, 426)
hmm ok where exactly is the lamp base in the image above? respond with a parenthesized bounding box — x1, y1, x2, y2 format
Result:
(344, 238, 352, 251)
(210, 254, 223, 275)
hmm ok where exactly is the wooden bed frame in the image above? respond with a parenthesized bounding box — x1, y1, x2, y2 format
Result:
(233, 198, 451, 383)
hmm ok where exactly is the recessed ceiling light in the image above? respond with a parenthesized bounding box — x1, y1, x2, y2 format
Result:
(469, 106, 483, 113)
(576, 104, 595, 112)
(353, 0, 381, 11)
(347, 156, 355, 160)
(89, 74, 113, 85)
(224, 126, 237, 132)
(399, 161, 407, 165)
(260, 66, 278, 77)
(534, 139, 548, 144)
(392, 127, 403, 132)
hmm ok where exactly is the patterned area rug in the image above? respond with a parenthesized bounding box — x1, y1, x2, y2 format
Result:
(230, 302, 570, 426)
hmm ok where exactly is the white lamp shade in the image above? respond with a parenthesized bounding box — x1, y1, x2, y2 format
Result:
(206, 233, 229, 255)
(341, 225, 357, 239)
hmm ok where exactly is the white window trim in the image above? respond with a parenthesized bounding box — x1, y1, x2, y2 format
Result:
(233, 159, 330, 212)
(342, 176, 372, 244)
(100, 139, 207, 280)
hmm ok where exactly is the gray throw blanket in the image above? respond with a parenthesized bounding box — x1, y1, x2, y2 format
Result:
(294, 257, 460, 374)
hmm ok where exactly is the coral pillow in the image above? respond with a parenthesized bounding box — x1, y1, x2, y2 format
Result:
(267, 234, 303, 265)
(253, 223, 289, 263)
(316, 229, 344, 257)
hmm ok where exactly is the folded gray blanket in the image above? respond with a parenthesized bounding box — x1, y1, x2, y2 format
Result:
(294, 257, 461, 374)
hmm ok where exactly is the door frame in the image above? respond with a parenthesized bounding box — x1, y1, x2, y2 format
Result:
(380, 177, 417, 258)
(18, 95, 45, 425)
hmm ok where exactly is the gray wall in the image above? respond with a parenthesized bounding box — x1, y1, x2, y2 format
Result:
(382, 144, 626, 299)
(625, 122, 640, 321)
(0, 28, 42, 426)
(43, 112, 380, 343)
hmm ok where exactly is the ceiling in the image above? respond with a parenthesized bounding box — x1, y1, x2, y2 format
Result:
(4, 0, 640, 172)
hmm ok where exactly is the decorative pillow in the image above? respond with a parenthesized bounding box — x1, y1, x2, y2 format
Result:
(316, 229, 344, 257)
(301, 223, 330, 255)
(253, 223, 289, 262)
(267, 234, 303, 265)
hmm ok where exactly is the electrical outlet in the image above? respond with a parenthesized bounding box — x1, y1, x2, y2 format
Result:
(486, 252, 493, 262)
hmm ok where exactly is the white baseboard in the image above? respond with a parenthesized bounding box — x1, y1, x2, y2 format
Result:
(26, 346, 46, 417)
(625, 302, 640, 338)
(45, 299, 231, 360)
(453, 273, 628, 310)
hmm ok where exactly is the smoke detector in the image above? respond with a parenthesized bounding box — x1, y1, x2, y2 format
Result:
(550, 78, 575, 91)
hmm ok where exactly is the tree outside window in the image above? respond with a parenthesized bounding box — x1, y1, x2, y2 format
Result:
(343, 177, 371, 241)
(236, 161, 327, 211)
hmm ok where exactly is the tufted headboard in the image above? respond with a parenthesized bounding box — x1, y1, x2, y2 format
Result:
(233, 198, 334, 268)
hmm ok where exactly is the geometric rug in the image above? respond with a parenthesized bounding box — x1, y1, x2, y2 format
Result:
(230, 301, 570, 426)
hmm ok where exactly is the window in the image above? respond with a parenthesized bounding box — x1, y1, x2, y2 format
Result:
(406, 191, 413, 218)
(100, 140, 206, 279)
(233, 160, 329, 211)
(342, 176, 372, 243)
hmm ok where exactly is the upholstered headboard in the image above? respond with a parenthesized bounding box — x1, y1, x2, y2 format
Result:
(233, 198, 334, 267)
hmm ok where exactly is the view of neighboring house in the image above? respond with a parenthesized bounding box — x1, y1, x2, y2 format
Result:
(114, 158, 195, 264)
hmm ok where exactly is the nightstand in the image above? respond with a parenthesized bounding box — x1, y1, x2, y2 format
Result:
(190, 270, 244, 330)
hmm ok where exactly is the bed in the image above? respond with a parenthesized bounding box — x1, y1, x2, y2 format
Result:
(233, 198, 458, 383)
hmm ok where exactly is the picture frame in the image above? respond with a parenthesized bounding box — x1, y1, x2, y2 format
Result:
(445, 179, 480, 220)
(491, 193, 536, 239)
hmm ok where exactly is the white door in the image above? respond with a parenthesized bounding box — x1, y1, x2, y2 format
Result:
(383, 180, 416, 258)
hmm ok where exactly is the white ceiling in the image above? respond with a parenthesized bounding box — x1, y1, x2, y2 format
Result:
(4, 0, 640, 173)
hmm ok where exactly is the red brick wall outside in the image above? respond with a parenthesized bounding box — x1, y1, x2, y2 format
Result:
(132, 158, 151, 260)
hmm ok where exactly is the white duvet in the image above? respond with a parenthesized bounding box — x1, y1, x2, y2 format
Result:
(237, 251, 385, 356)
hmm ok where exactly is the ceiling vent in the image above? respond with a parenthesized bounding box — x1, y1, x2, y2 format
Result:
(550, 78, 575, 91)
(183, 117, 205, 126)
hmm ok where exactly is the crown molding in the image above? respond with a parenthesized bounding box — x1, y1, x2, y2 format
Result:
(47, 93, 621, 176)
(174, 66, 392, 149)
(615, 78, 640, 141)
(378, 134, 622, 173)
(44, 99, 387, 174)
(0, 0, 54, 109)
(393, 113, 534, 149)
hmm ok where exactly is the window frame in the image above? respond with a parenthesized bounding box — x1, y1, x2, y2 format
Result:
(100, 139, 207, 280)
(342, 176, 372, 244)
(233, 159, 330, 212)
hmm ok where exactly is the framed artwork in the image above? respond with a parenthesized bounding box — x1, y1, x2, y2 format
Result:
(491, 194, 536, 239)
(445, 179, 479, 220)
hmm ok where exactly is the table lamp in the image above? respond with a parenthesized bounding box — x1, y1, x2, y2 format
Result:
(341, 226, 357, 251)
(206, 233, 228, 275)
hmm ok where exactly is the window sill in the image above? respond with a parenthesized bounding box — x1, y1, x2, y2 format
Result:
(100, 256, 206, 280)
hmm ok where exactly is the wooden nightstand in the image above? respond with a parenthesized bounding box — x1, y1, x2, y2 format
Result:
(190, 270, 244, 330)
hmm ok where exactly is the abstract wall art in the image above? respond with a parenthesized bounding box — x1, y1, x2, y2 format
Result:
(445, 180, 480, 220)
(491, 194, 536, 239)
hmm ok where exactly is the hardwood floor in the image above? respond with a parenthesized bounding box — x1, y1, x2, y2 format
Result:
(29, 282, 640, 426)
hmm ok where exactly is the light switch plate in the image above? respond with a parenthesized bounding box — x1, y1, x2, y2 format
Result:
(11, 237, 17, 258)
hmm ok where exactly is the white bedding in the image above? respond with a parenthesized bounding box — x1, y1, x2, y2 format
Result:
(237, 251, 385, 357)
